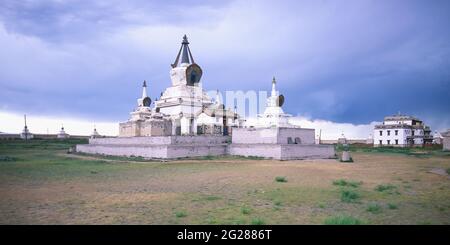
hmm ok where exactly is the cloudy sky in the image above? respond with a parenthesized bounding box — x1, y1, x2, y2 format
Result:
(0, 0, 449, 137)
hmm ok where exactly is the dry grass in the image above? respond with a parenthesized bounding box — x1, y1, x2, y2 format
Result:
(0, 140, 450, 224)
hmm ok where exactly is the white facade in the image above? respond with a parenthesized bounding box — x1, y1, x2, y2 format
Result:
(248, 77, 296, 128)
(373, 114, 432, 147)
(442, 129, 450, 150)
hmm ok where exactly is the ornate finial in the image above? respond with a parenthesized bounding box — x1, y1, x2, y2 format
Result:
(143, 80, 147, 87)
(182, 35, 189, 44)
(172, 35, 195, 67)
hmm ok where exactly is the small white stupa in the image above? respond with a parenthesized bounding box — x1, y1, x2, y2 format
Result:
(20, 115, 34, 140)
(255, 77, 294, 128)
(130, 80, 153, 121)
(57, 124, 70, 139)
(90, 126, 101, 139)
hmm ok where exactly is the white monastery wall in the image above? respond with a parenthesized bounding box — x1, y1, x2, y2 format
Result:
(280, 144, 335, 160)
(277, 128, 315, 144)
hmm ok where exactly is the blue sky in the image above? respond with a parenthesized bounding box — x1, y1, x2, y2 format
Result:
(1, 0, 449, 134)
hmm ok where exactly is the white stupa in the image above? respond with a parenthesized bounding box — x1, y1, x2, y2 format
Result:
(338, 133, 347, 144)
(255, 77, 294, 128)
(90, 126, 101, 139)
(20, 115, 34, 140)
(57, 125, 70, 139)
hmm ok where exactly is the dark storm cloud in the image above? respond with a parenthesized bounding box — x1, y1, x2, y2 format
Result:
(0, 0, 449, 131)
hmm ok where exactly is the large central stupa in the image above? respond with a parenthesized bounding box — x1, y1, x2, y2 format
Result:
(76, 36, 335, 160)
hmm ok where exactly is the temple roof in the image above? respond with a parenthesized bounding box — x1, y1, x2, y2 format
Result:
(171, 35, 196, 68)
(384, 112, 420, 122)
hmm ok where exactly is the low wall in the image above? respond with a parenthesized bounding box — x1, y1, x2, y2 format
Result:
(280, 144, 335, 160)
(167, 145, 227, 158)
(320, 139, 369, 145)
(0, 134, 91, 140)
(228, 144, 281, 159)
(77, 135, 230, 159)
(76, 144, 168, 158)
(0, 134, 20, 140)
(76, 143, 228, 159)
(77, 135, 335, 160)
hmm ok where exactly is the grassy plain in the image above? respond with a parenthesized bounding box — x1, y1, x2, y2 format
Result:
(0, 139, 449, 224)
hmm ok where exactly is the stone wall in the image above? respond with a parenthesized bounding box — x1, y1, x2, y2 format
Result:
(77, 135, 230, 159)
(229, 144, 281, 159)
(277, 128, 315, 144)
(119, 119, 172, 137)
(77, 133, 334, 160)
(443, 136, 450, 151)
(166, 145, 227, 158)
(232, 128, 279, 144)
(89, 135, 229, 145)
(229, 144, 335, 160)
(320, 139, 369, 144)
(76, 144, 168, 158)
(119, 121, 138, 137)
(280, 144, 335, 160)
(140, 120, 172, 136)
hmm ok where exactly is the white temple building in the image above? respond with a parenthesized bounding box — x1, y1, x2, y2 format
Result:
(373, 114, 433, 147)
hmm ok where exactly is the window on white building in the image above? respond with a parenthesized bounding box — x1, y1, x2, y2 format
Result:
(395, 130, 398, 136)
(395, 139, 398, 145)
(379, 140, 382, 145)
(387, 130, 390, 136)
(387, 140, 390, 145)
(379, 131, 382, 136)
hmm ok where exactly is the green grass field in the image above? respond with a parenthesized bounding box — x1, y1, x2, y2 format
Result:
(0, 139, 449, 224)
